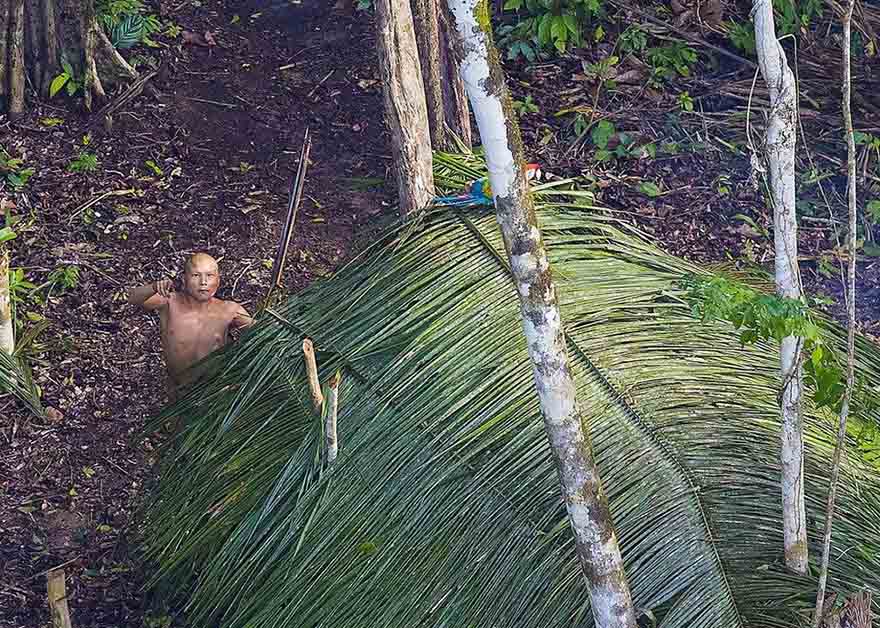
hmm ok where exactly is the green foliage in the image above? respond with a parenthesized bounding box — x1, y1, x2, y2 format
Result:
(49, 59, 83, 99)
(645, 42, 698, 85)
(96, 0, 143, 26)
(512, 94, 539, 115)
(589, 120, 652, 162)
(97, 0, 164, 49)
(0, 149, 35, 189)
(727, 20, 756, 55)
(728, 0, 824, 56)
(46, 265, 81, 294)
(68, 153, 100, 173)
(681, 274, 872, 413)
(498, 0, 603, 58)
(677, 91, 694, 112)
(8, 268, 37, 303)
(141, 154, 880, 628)
(618, 25, 647, 54)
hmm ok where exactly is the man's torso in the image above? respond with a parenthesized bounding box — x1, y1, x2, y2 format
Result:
(159, 294, 234, 386)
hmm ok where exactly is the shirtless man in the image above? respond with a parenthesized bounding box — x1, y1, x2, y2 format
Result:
(128, 252, 254, 401)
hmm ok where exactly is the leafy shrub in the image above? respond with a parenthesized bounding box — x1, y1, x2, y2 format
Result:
(97, 0, 163, 48)
(68, 153, 100, 173)
(0, 150, 35, 189)
(727, 0, 824, 56)
(498, 0, 604, 60)
(645, 42, 698, 84)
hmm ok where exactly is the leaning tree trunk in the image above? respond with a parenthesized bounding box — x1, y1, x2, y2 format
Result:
(0, 248, 13, 355)
(375, 0, 435, 218)
(752, 0, 808, 574)
(0, 0, 138, 117)
(444, 1, 637, 626)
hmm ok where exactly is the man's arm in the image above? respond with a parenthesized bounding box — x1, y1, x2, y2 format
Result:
(128, 279, 173, 310)
(229, 302, 255, 329)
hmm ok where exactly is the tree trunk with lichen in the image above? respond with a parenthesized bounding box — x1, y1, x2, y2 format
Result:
(0, 248, 13, 355)
(752, 0, 808, 575)
(444, 1, 637, 626)
(410, 0, 472, 150)
(0, 0, 138, 117)
(375, 0, 434, 218)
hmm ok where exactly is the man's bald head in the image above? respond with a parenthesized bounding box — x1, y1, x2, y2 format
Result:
(183, 253, 221, 302)
(184, 252, 219, 275)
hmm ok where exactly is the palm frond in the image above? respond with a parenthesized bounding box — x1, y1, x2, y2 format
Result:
(0, 348, 43, 417)
(141, 153, 880, 627)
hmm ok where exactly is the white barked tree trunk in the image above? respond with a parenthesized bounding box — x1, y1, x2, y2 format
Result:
(0, 248, 14, 354)
(444, 2, 637, 626)
(752, 0, 808, 574)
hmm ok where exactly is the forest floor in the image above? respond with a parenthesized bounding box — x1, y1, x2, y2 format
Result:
(1, 0, 878, 627)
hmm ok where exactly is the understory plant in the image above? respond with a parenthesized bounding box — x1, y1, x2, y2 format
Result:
(497, 0, 604, 59)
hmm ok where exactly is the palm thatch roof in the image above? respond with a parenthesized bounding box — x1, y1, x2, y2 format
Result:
(141, 155, 880, 627)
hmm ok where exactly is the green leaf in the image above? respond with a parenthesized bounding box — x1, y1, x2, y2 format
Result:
(590, 119, 615, 149)
(551, 16, 568, 46)
(638, 181, 662, 197)
(537, 13, 553, 45)
(49, 73, 70, 98)
(111, 13, 146, 49)
(562, 13, 578, 36)
(503, 0, 523, 10)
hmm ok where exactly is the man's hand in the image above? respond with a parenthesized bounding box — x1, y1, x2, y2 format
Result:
(154, 279, 175, 297)
(129, 279, 174, 310)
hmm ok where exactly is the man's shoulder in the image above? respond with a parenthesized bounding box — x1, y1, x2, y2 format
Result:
(213, 298, 246, 313)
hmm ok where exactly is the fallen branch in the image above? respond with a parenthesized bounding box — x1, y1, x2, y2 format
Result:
(91, 69, 158, 125)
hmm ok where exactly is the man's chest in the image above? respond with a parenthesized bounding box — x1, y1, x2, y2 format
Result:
(163, 309, 230, 344)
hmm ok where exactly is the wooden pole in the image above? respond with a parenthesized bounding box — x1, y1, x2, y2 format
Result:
(326, 371, 340, 464)
(47, 569, 73, 628)
(302, 338, 323, 411)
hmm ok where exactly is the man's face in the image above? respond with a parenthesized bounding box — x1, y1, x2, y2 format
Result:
(184, 256, 220, 302)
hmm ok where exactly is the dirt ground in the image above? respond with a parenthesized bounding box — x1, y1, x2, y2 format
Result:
(1, 1, 392, 625)
(1, 1, 878, 627)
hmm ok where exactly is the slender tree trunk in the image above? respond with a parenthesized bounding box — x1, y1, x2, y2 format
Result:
(410, 0, 472, 151)
(444, 2, 636, 626)
(0, 2, 8, 105)
(0, 248, 14, 355)
(410, 0, 445, 148)
(752, 0, 808, 575)
(8, 0, 24, 117)
(439, 2, 472, 149)
(813, 0, 858, 624)
(375, 0, 434, 218)
(0, 0, 137, 114)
